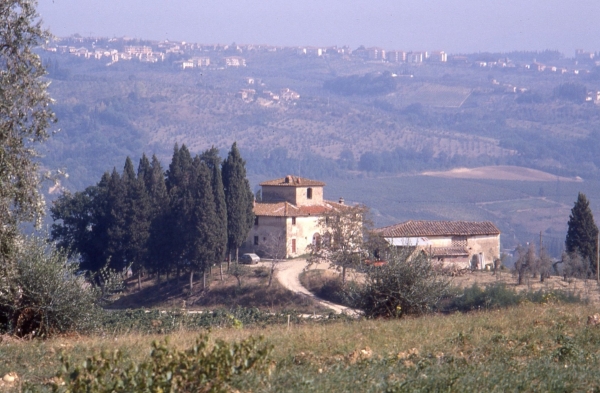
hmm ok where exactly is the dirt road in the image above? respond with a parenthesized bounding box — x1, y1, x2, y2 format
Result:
(270, 258, 359, 315)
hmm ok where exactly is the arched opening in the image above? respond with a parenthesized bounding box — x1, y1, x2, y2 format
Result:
(312, 233, 322, 250)
(307, 188, 313, 199)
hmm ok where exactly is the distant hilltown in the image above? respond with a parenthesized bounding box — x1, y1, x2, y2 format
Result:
(44, 35, 600, 75)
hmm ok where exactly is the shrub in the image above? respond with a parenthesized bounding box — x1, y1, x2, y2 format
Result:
(443, 283, 585, 313)
(0, 236, 122, 337)
(49, 334, 271, 392)
(447, 283, 521, 312)
(348, 248, 449, 318)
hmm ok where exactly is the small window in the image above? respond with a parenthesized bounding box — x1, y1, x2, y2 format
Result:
(307, 188, 313, 199)
(292, 217, 296, 225)
(254, 236, 259, 245)
(254, 216, 259, 226)
(292, 239, 296, 253)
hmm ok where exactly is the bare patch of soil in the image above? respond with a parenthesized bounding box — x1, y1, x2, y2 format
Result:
(107, 265, 328, 313)
(423, 166, 582, 182)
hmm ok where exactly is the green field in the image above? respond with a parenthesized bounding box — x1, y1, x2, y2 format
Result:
(4, 303, 600, 392)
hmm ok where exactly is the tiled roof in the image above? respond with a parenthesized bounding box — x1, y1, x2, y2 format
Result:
(260, 175, 326, 187)
(376, 220, 500, 237)
(254, 200, 345, 217)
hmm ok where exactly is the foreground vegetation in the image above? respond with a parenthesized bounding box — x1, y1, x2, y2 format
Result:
(3, 302, 600, 391)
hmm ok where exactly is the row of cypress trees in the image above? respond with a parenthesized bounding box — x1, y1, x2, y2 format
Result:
(50, 143, 254, 290)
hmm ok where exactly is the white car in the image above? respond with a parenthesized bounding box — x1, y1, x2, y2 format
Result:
(240, 253, 260, 264)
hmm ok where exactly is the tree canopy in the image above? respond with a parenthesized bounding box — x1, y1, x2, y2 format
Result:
(51, 144, 253, 290)
(565, 192, 599, 273)
(0, 0, 54, 264)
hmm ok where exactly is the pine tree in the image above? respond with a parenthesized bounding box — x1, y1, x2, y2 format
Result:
(566, 192, 599, 274)
(222, 142, 255, 263)
(201, 147, 228, 280)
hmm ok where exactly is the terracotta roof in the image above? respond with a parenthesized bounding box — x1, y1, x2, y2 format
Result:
(260, 175, 326, 187)
(254, 200, 345, 217)
(377, 220, 500, 237)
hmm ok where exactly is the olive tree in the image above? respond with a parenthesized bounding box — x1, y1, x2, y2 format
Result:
(0, 0, 54, 265)
(348, 246, 449, 318)
(307, 204, 370, 284)
(0, 236, 123, 337)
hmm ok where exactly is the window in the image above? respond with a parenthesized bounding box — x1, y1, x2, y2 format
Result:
(291, 239, 296, 253)
(254, 236, 259, 245)
(292, 217, 296, 225)
(307, 188, 313, 199)
(254, 216, 259, 226)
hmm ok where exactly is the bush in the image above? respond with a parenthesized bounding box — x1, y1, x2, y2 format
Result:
(0, 236, 122, 337)
(348, 249, 449, 318)
(442, 283, 585, 312)
(49, 334, 271, 392)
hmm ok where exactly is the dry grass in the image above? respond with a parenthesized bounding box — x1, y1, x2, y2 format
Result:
(2, 302, 600, 391)
(451, 269, 600, 304)
(108, 265, 327, 313)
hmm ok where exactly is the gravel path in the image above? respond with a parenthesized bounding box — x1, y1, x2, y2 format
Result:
(269, 258, 359, 315)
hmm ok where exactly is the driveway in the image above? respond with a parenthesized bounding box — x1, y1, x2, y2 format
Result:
(268, 258, 359, 315)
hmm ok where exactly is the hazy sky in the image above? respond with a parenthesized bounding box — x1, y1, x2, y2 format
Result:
(38, 0, 600, 55)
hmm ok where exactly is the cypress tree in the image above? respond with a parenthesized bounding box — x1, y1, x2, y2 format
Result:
(222, 142, 255, 263)
(566, 192, 599, 273)
(137, 153, 153, 191)
(146, 155, 171, 282)
(106, 168, 127, 271)
(166, 144, 194, 281)
(188, 160, 219, 291)
(122, 157, 151, 290)
(201, 147, 228, 280)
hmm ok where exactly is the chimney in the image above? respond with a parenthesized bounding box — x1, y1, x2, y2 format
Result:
(285, 175, 291, 183)
(339, 197, 344, 205)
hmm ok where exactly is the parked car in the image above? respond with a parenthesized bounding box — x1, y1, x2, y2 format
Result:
(240, 253, 260, 264)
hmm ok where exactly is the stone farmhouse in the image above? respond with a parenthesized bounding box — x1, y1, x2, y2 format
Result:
(376, 220, 501, 269)
(243, 175, 345, 258)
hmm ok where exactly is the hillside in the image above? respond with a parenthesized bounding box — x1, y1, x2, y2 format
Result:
(38, 41, 600, 255)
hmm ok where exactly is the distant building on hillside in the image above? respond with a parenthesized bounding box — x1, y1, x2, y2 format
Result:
(224, 56, 246, 67)
(375, 220, 501, 269)
(244, 175, 346, 258)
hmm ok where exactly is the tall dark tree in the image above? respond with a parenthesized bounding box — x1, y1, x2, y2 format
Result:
(188, 160, 219, 291)
(566, 192, 599, 274)
(120, 157, 151, 290)
(222, 142, 255, 263)
(50, 172, 112, 272)
(166, 144, 194, 279)
(137, 154, 153, 191)
(105, 168, 127, 271)
(146, 155, 171, 281)
(201, 147, 228, 280)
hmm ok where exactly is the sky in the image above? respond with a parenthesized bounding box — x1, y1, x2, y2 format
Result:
(37, 0, 600, 56)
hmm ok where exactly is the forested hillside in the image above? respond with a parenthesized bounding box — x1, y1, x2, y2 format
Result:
(39, 40, 600, 253)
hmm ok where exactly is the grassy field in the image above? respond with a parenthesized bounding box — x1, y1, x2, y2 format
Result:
(3, 302, 600, 391)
